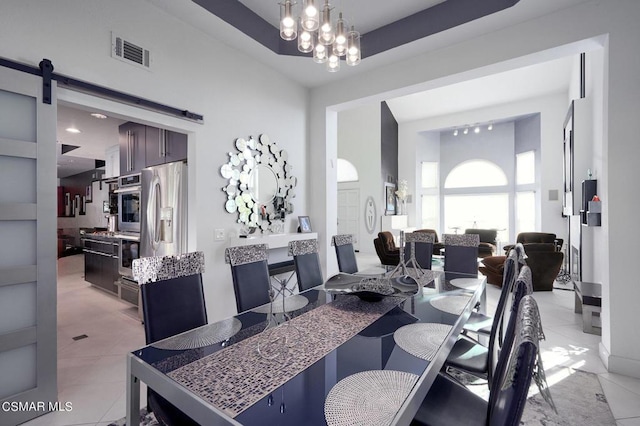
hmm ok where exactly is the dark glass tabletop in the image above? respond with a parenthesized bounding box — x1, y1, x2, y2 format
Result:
(127, 270, 485, 426)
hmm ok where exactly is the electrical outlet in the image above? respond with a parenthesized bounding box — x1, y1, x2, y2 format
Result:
(214, 228, 226, 241)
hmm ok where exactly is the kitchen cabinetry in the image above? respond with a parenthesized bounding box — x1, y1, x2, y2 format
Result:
(145, 127, 188, 167)
(104, 144, 120, 178)
(119, 122, 147, 175)
(83, 236, 119, 294)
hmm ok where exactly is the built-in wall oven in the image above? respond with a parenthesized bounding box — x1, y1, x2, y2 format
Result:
(115, 173, 142, 233)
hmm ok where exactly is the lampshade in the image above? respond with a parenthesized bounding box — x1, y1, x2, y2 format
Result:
(300, 0, 319, 32)
(346, 28, 360, 66)
(333, 13, 347, 56)
(298, 22, 314, 53)
(327, 52, 340, 72)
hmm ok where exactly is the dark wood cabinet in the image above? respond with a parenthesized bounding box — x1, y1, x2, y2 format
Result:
(119, 122, 147, 175)
(83, 237, 119, 294)
(145, 128, 188, 167)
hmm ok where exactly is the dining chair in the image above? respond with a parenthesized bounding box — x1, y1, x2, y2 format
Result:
(133, 251, 207, 426)
(288, 238, 324, 292)
(225, 243, 272, 313)
(444, 265, 533, 388)
(462, 246, 522, 337)
(443, 233, 480, 275)
(412, 293, 545, 426)
(332, 234, 359, 273)
(404, 231, 434, 270)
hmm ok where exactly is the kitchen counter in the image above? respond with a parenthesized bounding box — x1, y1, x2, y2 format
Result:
(82, 231, 140, 242)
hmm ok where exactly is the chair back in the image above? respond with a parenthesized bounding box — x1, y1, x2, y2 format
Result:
(332, 234, 358, 273)
(443, 233, 479, 275)
(464, 228, 498, 245)
(487, 264, 533, 387)
(133, 252, 207, 345)
(404, 231, 434, 269)
(225, 244, 271, 313)
(288, 239, 323, 292)
(488, 293, 545, 426)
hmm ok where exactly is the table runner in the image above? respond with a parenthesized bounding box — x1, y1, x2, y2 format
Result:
(167, 295, 403, 418)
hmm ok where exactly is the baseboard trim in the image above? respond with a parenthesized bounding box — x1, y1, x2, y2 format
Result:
(600, 343, 640, 379)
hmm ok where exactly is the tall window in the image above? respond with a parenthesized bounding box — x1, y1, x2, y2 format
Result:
(443, 160, 508, 241)
(421, 162, 439, 229)
(515, 151, 536, 233)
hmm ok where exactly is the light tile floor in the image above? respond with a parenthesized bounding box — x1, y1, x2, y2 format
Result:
(19, 253, 640, 425)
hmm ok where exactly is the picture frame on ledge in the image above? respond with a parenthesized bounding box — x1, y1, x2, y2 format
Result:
(384, 182, 396, 215)
(298, 216, 312, 233)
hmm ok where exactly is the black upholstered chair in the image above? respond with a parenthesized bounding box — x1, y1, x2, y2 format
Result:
(444, 264, 533, 388)
(443, 233, 479, 275)
(133, 251, 207, 426)
(415, 229, 444, 255)
(332, 234, 358, 273)
(464, 228, 497, 258)
(404, 231, 434, 270)
(288, 238, 324, 292)
(462, 247, 521, 338)
(412, 293, 545, 426)
(225, 244, 272, 313)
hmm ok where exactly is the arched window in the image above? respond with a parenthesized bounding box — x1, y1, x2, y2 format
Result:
(444, 159, 507, 188)
(337, 158, 359, 182)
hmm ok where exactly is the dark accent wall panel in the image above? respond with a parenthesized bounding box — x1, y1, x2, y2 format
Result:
(381, 101, 398, 185)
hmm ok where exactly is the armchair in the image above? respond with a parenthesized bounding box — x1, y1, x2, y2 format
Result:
(480, 242, 563, 291)
(373, 231, 400, 266)
(504, 232, 563, 253)
(464, 228, 497, 258)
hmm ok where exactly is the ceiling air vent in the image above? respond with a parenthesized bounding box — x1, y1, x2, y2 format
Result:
(111, 32, 151, 70)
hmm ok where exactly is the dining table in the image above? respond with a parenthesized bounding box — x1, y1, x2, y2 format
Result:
(126, 268, 486, 426)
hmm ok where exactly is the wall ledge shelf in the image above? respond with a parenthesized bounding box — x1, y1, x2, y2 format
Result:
(229, 232, 318, 249)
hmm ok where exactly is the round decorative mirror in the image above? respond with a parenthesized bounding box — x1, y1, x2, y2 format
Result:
(221, 134, 297, 231)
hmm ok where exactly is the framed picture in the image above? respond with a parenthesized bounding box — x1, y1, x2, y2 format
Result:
(384, 182, 396, 215)
(298, 216, 312, 233)
(85, 184, 93, 203)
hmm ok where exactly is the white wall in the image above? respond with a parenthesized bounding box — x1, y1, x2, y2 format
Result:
(0, 0, 309, 322)
(309, 0, 640, 377)
(337, 103, 381, 255)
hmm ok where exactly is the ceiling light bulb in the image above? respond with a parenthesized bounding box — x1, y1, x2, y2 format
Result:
(327, 53, 340, 72)
(463, 127, 469, 135)
(313, 42, 327, 63)
(66, 127, 81, 134)
(474, 126, 480, 133)
(301, 0, 319, 31)
(453, 129, 458, 136)
(280, 0, 297, 41)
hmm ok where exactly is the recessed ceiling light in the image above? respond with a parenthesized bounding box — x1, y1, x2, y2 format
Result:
(474, 126, 480, 134)
(65, 127, 81, 134)
(90, 113, 107, 119)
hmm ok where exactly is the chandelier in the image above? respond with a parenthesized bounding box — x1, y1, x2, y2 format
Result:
(279, 0, 361, 72)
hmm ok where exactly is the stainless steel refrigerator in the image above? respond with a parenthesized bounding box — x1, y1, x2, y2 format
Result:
(140, 161, 188, 258)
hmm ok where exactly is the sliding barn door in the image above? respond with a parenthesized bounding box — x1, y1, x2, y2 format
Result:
(0, 66, 57, 425)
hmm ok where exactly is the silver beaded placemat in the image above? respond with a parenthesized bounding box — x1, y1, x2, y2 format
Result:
(151, 318, 242, 350)
(429, 295, 472, 315)
(252, 295, 310, 314)
(393, 323, 453, 361)
(324, 370, 419, 426)
(450, 277, 482, 289)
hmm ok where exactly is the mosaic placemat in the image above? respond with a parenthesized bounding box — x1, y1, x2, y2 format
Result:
(450, 277, 482, 289)
(167, 295, 403, 418)
(251, 295, 309, 314)
(429, 294, 472, 315)
(324, 370, 419, 426)
(151, 318, 242, 351)
(393, 323, 453, 361)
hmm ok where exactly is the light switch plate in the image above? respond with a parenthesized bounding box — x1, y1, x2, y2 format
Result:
(214, 229, 225, 241)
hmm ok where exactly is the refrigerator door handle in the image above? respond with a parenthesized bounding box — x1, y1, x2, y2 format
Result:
(147, 174, 162, 253)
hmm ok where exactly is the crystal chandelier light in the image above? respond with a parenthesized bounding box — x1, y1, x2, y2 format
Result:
(279, 0, 361, 72)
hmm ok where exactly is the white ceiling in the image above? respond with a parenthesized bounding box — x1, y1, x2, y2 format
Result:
(56, 104, 125, 178)
(386, 55, 575, 123)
